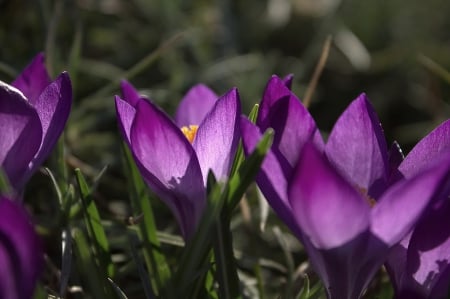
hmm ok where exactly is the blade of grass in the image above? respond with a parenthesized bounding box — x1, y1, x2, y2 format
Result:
(226, 128, 274, 211)
(121, 145, 171, 296)
(418, 54, 450, 85)
(75, 169, 115, 277)
(59, 228, 72, 297)
(129, 234, 156, 299)
(108, 278, 129, 299)
(82, 32, 184, 102)
(72, 228, 112, 299)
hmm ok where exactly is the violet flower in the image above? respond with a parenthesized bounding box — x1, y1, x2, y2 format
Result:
(385, 119, 450, 299)
(241, 75, 450, 299)
(0, 196, 43, 299)
(116, 81, 240, 239)
(0, 53, 72, 193)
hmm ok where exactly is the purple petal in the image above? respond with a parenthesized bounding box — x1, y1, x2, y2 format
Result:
(240, 117, 303, 238)
(174, 84, 218, 127)
(399, 119, 450, 179)
(130, 99, 205, 238)
(258, 76, 323, 168)
(11, 53, 51, 105)
(282, 74, 294, 89)
(0, 197, 43, 299)
(326, 93, 388, 199)
(371, 155, 450, 246)
(22, 72, 72, 188)
(289, 143, 370, 249)
(115, 95, 136, 145)
(192, 88, 240, 182)
(120, 80, 141, 107)
(388, 141, 405, 183)
(0, 82, 42, 189)
(406, 199, 450, 298)
(257, 75, 292, 128)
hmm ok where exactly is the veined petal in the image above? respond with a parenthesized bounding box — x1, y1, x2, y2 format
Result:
(23, 72, 72, 188)
(115, 95, 136, 145)
(0, 81, 42, 189)
(289, 143, 370, 249)
(240, 117, 302, 238)
(11, 53, 51, 105)
(258, 76, 323, 168)
(120, 80, 141, 107)
(0, 197, 42, 299)
(130, 99, 205, 238)
(326, 93, 388, 199)
(399, 119, 450, 179)
(371, 155, 450, 246)
(193, 88, 240, 182)
(174, 84, 218, 127)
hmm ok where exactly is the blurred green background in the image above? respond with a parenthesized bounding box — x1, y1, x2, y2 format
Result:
(0, 0, 449, 297)
(1, 0, 449, 162)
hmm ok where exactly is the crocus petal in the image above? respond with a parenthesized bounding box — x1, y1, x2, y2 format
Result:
(289, 143, 370, 249)
(326, 93, 388, 199)
(130, 99, 205, 238)
(0, 82, 42, 189)
(120, 80, 141, 107)
(399, 119, 450, 179)
(282, 74, 293, 89)
(371, 156, 450, 246)
(115, 95, 136, 145)
(0, 197, 42, 299)
(11, 53, 51, 105)
(193, 88, 240, 182)
(406, 199, 450, 298)
(174, 84, 218, 127)
(22, 72, 72, 188)
(258, 76, 323, 168)
(240, 117, 302, 238)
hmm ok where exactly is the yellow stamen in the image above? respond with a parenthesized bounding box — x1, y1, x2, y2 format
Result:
(181, 125, 199, 143)
(357, 187, 377, 208)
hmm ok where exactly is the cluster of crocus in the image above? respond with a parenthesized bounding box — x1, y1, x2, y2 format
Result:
(0, 53, 72, 299)
(0, 53, 72, 194)
(115, 81, 240, 239)
(240, 76, 450, 299)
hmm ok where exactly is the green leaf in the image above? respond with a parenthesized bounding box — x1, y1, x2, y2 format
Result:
(129, 234, 156, 299)
(75, 168, 115, 277)
(229, 104, 259, 178)
(248, 103, 260, 123)
(226, 128, 274, 211)
(121, 145, 171, 296)
(296, 274, 310, 299)
(212, 212, 242, 299)
(173, 171, 224, 297)
(72, 228, 114, 299)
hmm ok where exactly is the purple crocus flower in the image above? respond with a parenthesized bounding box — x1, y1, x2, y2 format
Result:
(385, 119, 450, 299)
(241, 75, 450, 299)
(116, 81, 240, 239)
(0, 196, 43, 299)
(0, 53, 72, 193)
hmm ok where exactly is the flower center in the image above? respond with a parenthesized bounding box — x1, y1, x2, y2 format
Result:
(181, 125, 198, 143)
(357, 187, 377, 207)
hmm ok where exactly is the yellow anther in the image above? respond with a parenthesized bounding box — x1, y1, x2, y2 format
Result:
(357, 187, 377, 208)
(181, 125, 199, 143)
